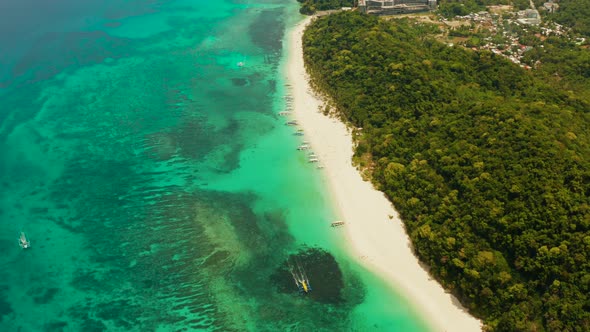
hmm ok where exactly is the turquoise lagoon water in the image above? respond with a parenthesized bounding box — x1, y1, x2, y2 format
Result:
(0, 0, 431, 330)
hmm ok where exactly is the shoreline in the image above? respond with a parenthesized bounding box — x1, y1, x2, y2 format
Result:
(285, 16, 482, 332)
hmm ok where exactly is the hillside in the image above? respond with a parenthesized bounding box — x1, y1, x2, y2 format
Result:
(303, 11, 590, 331)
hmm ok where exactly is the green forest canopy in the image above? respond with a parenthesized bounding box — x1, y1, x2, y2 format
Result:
(296, 0, 354, 15)
(303, 11, 590, 331)
(551, 0, 590, 37)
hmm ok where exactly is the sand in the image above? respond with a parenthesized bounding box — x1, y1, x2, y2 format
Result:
(285, 16, 483, 332)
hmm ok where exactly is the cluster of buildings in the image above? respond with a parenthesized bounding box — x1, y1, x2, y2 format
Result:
(484, 40, 534, 69)
(455, 9, 542, 26)
(358, 0, 436, 15)
(453, 11, 495, 24)
(349, 0, 573, 69)
(355, 0, 557, 17)
(447, 4, 573, 69)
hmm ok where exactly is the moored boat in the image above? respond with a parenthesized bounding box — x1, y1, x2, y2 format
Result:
(289, 262, 312, 294)
(19, 232, 30, 249)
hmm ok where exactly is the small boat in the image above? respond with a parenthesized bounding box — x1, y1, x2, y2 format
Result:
(289, 261, 312, 294)
(294, 132, 304, 136)
(278, 111, 290, 116)
(286, 120, 298, 126)
(237, 61, 245, 67)
(297, 275, 311, 293)
(317, 165, 325, 169)
(308, 158, 319, 163)
(331, 221, 345, 227)
(19, 232, 30, 249)
(297, 144, 310, 150)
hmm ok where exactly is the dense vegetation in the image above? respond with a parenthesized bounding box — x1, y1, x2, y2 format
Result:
(303, 11, 590, 331)
(550, 0, 590, 37)
(437, 0, 520, 18)
(438, 0, 486, 17)
(523, 36, 590, 92)
(296, 0, 353, 15)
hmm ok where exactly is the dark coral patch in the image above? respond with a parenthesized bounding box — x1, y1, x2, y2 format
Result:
(43, 320, 68, 332)
(0, 291, 14, 319)
(271, 247, 345, 304)
(32, 287, 59, 304)
(231, 78, 249, 86)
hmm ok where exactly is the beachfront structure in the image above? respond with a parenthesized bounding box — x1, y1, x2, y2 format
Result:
(358, 0, 436, 15)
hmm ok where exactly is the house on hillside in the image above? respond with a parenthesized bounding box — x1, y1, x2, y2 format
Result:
(543, 1, 559, 13)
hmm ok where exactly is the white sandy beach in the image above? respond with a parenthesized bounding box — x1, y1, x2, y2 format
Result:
(286, 16, 482, 332)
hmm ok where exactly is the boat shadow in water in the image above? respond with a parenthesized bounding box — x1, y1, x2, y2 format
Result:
(270, 247, 362, 305)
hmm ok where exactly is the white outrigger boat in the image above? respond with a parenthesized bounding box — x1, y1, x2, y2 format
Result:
(19, 232, 30, 249)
